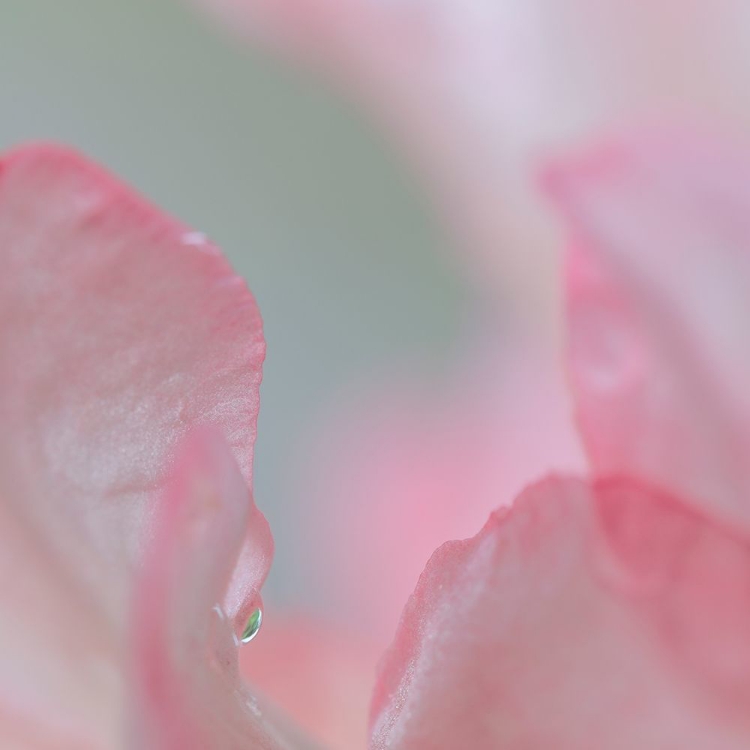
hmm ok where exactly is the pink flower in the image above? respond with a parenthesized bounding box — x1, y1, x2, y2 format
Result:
(183, 17, 750, 743)
(6, 127, 750, 748)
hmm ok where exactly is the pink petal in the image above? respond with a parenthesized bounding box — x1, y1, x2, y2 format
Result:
(240, 614, 376, 750)
(0, 144, 266, 742)
(295, 338, 583, 648)
(130, 429, 309, 750)
(370, 476, 750, 749)
(546, 130, 750, 527)
(0, 143, 265, 613)
(0, 491, 119, 749)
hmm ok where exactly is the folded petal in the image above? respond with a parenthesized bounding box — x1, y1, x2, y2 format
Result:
(0, 143, 266, 614)
(547, 130, 750, 527)
(129, 429, 310, 750)
(370, 476, 750, 749)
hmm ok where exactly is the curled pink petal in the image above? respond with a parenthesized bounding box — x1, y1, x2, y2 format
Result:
(130, 429, 308, 750)
(547, 130, 750, 527)
(370, 476, 750, 749)
(0, 143, 265, 614)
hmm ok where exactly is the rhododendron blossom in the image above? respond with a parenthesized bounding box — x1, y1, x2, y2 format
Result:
(5, 128, 750, 749)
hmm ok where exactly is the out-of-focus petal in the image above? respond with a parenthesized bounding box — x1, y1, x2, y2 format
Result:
(370, 476, 750, 749)
(295, 337, 584, 648)
(240, 614, 376, 750)
(547, 130, 750, 527)
(129, 430, 312, 750)
(192, 0, 750, 329)
(0, 143, 266, 615)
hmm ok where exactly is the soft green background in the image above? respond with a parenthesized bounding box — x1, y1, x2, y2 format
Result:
(1, 0, 468, 605)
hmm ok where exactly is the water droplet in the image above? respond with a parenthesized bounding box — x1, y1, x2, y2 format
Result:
(240, 607, 263, 644)
(229, 590, 264, 646)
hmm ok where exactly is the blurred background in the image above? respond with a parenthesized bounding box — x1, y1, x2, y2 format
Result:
(9, 3, 750, 747)
(0, 0, 471, 608)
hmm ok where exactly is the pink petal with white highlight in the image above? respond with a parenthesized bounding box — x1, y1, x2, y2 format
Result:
(0, 144, 266, 743)
(547, 130, 750, 527)
(370, 476, 750, 749)
(130, 429, 311, 750)
(0, 143, 265, 614)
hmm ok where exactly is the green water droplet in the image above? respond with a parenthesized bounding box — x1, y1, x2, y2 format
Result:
(240, 607, 263, 644)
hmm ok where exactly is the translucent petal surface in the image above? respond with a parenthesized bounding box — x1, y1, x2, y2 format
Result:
(130, 430, 312, 750)
(0, 143, 266, 614)
(370, 476, 750, 749)
(547, 131, 750, 527)
(0, 492, 118, 749)
(0, 144, 267, 745)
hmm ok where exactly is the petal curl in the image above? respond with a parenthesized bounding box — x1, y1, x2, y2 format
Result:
(129, 429, 310, 750)
(547, 130, 750, 527)
(0, 143, 265, 614)
(370, 476, 750, 749)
